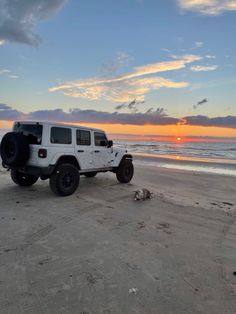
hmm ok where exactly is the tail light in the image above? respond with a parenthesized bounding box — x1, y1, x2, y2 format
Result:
(38, 148, 47, 158)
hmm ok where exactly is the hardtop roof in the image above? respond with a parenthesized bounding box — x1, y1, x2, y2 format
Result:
(14, 121, 104, 133)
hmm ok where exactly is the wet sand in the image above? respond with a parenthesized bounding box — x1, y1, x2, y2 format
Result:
(0, 159, 236, 314)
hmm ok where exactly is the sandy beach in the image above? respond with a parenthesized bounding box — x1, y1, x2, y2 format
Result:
(0, 157, 236, 314)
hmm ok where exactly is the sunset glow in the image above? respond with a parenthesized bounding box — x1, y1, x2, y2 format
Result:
(1, 120, 236, 142)
(0, 1, 236, 139)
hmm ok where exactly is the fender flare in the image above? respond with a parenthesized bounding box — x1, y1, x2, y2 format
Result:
(54, 155, 81, 170)
(118, 154, 133, 167)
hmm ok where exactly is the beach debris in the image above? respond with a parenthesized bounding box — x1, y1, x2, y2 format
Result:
(183, 277, 199, 293)
(134, 188, 152, 201)
(157, 222, 170, 229)
(128, 287, 138, 294)
(156, 222, 172, 234)
(137, 221, 146, 229)
(222, 202, 233, 206)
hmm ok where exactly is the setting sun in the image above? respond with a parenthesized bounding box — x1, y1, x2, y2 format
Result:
(177, 137, 182, 141)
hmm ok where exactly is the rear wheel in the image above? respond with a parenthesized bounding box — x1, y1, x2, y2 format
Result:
(11, 169, 38, 186)
(49, 163, 80, 196)
(116, 160, 134, 183)
(84, 172, 97, 178)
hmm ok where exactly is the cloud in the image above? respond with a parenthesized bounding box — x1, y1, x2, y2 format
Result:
(144, 107, 167, 116)
(0, 68, 10, 75)
(128, 99, 138, 111)
(177, 0, 236, 15)
(115, 104, 126, 111)
(146, 108, 153, 114)
(100, 52, 131, 76)
(0, 103, 11, 110)
(205, 55, 216, 59)
(50, 55, 201, 102)
(0, 103, 23, 120)
(191, 65, 219, 72)
(26, 108, 179, 126)
(8, 75, 19, 79)
(195, 41, 203, 48)
(193, 98, 208, 109)
(115, 99, 145, 112)
(155, 108, 167, 116)
(192, 41, 204, 50)
(1, 104, 236, 129)
(0, 68, 19, 79)
(0, 0, 67, 46)
(161, 48, 172, 54)
(184, 115, 236, 128)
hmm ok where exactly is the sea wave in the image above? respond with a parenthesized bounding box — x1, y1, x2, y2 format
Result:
(114, 139, 236, 162)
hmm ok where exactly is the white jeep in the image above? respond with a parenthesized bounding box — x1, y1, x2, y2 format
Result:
(0, 121, 134, 196)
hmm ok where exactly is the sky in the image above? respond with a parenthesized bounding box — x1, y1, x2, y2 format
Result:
(0, 0, 236, 137)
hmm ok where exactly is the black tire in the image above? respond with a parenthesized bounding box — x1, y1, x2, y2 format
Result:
(11, 169, 38, 187)
(84, 172, 97, 178)
(0, 132, 30, 166)
(116, 160, 134, 183)
(49, 163, 80, 196)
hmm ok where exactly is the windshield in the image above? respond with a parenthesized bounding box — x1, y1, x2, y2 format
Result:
(13, 123, 43, 145)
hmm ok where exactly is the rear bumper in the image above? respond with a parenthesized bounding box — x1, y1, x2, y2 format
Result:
(2, 162, 55, 177)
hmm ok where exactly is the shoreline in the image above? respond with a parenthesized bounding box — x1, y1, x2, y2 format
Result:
(133, 151, 236, 165)
(133, 152, 236, 177)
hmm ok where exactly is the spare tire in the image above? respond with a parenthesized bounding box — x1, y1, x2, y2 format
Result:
(0, 132, 30, 167)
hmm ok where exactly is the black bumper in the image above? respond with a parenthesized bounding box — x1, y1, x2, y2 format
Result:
(2, 162, 55, 177)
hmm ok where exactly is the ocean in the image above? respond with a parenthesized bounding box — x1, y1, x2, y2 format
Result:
(112, 138, 236, 176)
(1, 128, 236, 175)
(114, 139, 236, 162)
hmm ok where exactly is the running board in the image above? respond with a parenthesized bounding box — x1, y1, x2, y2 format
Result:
(79, 167, 114, 174)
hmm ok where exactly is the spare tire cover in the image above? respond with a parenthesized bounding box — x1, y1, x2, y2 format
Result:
(0, 132, 30, 166)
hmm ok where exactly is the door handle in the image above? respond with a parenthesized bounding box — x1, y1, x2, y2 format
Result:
(94, 150, 100, 153)
(77, 150, 84, 153)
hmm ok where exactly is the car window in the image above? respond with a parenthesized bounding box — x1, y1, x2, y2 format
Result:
(76, 130, 91, 146)
(94, 132, 108, 146)
(50, 127, 72, 144)
(13, 123, 42, 145)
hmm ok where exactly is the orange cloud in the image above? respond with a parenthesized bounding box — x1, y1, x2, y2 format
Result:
(49, 55, 200, 102)
(178, 0, 236, 15)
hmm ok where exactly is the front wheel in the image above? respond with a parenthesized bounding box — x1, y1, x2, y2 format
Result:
(49, 163, 80, 196)
(116, 160, 134, 183)
(11, 169, 38, 186)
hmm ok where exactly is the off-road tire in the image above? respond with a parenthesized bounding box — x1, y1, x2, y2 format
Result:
(11, 169, 38, 186)
(116, 159, 134, 183)
(84, 172, 97, 178)
(0, 132, 30, 167)
(49, 163, 80, 196)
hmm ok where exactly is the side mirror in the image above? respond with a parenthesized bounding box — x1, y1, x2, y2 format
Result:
(107, 140, 113, 148)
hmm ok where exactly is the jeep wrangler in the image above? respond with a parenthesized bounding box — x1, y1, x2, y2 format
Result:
(0, 121, 134, 196)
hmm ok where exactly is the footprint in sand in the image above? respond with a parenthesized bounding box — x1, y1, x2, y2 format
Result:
(210, 201, 235, 215)
(137, 221, 146, 229)
(156, 222, 172, 234)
